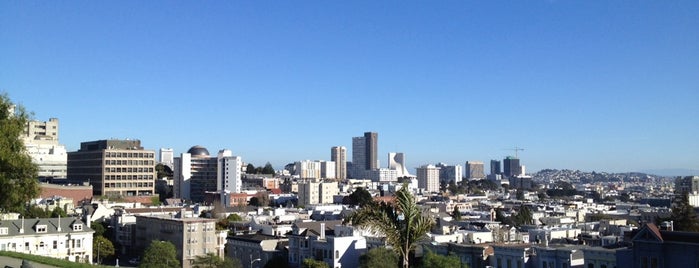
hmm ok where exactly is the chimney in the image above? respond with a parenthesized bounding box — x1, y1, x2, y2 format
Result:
(19, 217, 24, 234)
(57, 215, 62, 232)
(320, 222, 326, 240)
(86, 215, 91, 228)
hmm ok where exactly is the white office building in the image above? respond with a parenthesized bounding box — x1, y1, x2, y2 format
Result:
(416, 165, 440, 193)
(388, 152, 410, 177)
(295, 160, 322, 180)
(22, 117, 67, 179)
(159, 148, 174, 167)
(320, 161, 336, 179)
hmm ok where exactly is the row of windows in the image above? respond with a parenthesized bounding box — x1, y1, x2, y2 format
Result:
(105, 152, 154, 158)
(105, 160, 154, 166)
(105, 175, 154, 181)
(105, 167, 154, 173)
(104, 182, 154, 188)
(1, 239, 83, 251)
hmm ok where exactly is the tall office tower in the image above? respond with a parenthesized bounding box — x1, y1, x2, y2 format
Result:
(351, 136, 366, 178)
(388, 152, 410, 177)
(331, 146, 347, 180)
(217, 149, 242, 195)
(364, 132, 378, 170)
(320, 161, 336, 179)
(67, 139, 155, 197)
(416, 164, 440, 193)
(435, 163, 463, 184)
(490, 160, 501, 175)
(22, 117, 67, 179)
(503, 156, 521, 177)
(465, 161, 486, 180)
(295, 160, 322, 179)
(159, 148, 174, 166)
(174, 145, 242, 202)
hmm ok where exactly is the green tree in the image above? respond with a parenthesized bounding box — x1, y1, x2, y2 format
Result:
(192, 253, 223, 268)
(140, 240, 180, 268)
(359, 247, 399, 268)
(221, 257, 243, 268)
(93, 235, 115, 264)
(671, 194, 699, 232)
(246, 164, 256, 174)
(512, 205, 533, 227)
(421, 249, 464, 268)
(91, 221, 106, 236)
(302, 258, 329, 268)
(0, 93, 40, 213)
(346, 183, 435, 268)
(249, 197, 262, 207)
(343, 187, 374, 207)
(452, 206, 462, 221)
(50, 206, 68, 218)
(155, 163, 173, 179)
(227, 213, 243, 222)
(262, 162, 275, 174)
(23, 206, 49, 218)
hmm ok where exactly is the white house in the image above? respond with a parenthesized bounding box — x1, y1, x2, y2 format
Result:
(0, 217, 94, 263)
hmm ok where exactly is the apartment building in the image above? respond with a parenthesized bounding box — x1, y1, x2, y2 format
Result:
(287, 221, 366, 268)
(298, 181, 339, 206)
(133, 214, 227, 268)
(227, 234, 288, 268)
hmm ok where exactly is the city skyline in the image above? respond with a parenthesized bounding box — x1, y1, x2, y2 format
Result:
(2, 2, 698, 173)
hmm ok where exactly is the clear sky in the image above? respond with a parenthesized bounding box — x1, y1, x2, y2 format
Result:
(2, 1, 698, 173)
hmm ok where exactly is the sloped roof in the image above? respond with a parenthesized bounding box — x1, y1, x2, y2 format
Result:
(0, 217, 94, 236)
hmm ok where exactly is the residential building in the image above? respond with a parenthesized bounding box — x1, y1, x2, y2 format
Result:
(0, 217, 94, 263)
(366, 168, 398, 183)
(133, 214, 227, 268)
(388, 152, 410, 177)
(298, 181, 339, 206)
(22, 117, 67, 179)
(67, 139, 155, 198)
(287, 221, 366, 268)
(465, 161, 485, 180)
(417, 165, 440, 193)
(617, 223, 699, 268)
(174, 146, 243, 203)
(39, 183, 93, 207)
(330, 146, 347, 180)
(320, 161, 336, 179)
(491, 244, 532, 268)
(295, 160, 322, 180)
(227, 234, 288, 268)
(437, 163, 463, 184)
(675, 176, 699, 194)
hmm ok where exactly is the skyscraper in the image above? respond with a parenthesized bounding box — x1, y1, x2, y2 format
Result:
(159, 148, 174, 166)
(174, 145, 243, 203)
(351, 137, 365, 178)
(364, 132, 378, 170)
(331, 146, 347, 180)
(22, 117, 67, 179)
(503, 156, 521, 177)
(465, 161, 485, 180)
(436, 163, 462, 184)
(490, 160, 501, 175)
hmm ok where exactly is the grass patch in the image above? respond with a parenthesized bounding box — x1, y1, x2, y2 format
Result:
(0, 251, 113, 267)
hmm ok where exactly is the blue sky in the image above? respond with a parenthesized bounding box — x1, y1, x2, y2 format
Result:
(2, 1, 698, 173)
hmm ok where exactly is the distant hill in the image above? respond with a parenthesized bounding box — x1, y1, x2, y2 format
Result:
(639, 169, 699, 177)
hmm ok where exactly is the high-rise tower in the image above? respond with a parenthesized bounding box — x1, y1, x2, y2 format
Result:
(331, 146, 347, 180)
(364, 132, 378, 170)
(503, 156, 521, 177)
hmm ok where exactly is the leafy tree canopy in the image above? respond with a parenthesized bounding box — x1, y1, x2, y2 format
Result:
(671, 194, 699, 232)
(343, 187, 374, 207)
(262, 162, 275, 174)
(302, 258, 329, 268)
(359, 247, 399, 268)
(227, 213, 243, 222)
(140, 240, 180, 268)
(0, 93, 40, 213)
(420, 249, 464, 268)
(93, 235, 115, 264)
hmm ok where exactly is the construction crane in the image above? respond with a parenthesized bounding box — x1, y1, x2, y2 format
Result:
(505, 147, 525, 158)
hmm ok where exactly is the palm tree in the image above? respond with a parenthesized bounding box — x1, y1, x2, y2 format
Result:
(345, 184, 434, 268)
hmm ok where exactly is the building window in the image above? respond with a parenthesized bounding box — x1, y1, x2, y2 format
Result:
(0, 227, 8, 235)
(53, 241, 58, 249)
(335, 250, 339, 259)
(36, 225, 47, 233)
(73, 224, 83, 231)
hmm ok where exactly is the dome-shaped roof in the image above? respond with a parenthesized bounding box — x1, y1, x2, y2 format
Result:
(187, 145, 210, 157)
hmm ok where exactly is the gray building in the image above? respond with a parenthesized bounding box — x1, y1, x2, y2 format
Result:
(465, 161, 486, 180)
(227, 234, 288, 268)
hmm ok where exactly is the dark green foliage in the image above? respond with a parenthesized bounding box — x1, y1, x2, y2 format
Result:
(249, 197, 262, 207)
(93, 235, 115, 264)
(262, 162, 275, 174)
(420, 249, 464, 268)
(512, 206, 533, 226)
(452, 206, 462, 221)
(343, 187, 374, 207)
(140, 240, 180, 268)
(671, 194, 699, 232)
(91, 221, 106, 236)
(246, 164, 256, 174)
(359, 247, 399, 268)
(50, 207, 68, 218)
(227, 213, 243, 222)
(302, 258, 329, 268)
(192, 253, 240, 268)
(546, 181, 579, 197)
(0, 93, 40, 213)
(221, 257, 243, 268)
(155, 163, 173, 179)
(22, 206, 49, 218)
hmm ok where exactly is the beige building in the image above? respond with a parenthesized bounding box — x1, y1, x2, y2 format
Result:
(22, 117, 67, 179)
(330, 146, 347, 180)
(417, 164, 440, 193)
(298, 181, 339, 206)
(67, 139, 156, 197)
(134, 214, 227, 268)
